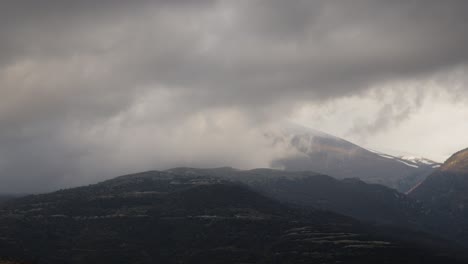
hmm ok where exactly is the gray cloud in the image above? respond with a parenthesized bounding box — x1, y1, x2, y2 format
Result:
(348, 103, 413, 139)
(1, 0, 468, 192)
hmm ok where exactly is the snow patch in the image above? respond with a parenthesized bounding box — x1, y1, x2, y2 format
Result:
(367, 148, 440, 168)
(396, 160, 419, 168)
(399, 156, 437, 165)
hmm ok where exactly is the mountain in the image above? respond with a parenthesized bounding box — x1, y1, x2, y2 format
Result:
(409, 148, 468, 243)
(269, 125, 439, 192)
(0, 260, 23, 264)
(168, 167, 449, 233)
(0, 197, 11, 205)
(0, 195, 23, 206)
(410, 147, 468, 214)
(0, 170, 465, 264)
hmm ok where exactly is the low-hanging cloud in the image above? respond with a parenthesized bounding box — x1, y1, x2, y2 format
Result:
(1, 0, 468, 192)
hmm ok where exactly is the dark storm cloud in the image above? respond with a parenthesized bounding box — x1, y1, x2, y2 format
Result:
(1, 0, 468, 192)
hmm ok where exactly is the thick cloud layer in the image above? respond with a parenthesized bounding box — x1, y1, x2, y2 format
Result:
(1, 0, 468, 192)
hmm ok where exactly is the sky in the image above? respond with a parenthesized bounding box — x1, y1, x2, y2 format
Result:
(1, 0, 468, 192)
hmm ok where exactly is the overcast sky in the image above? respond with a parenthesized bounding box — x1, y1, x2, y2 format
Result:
(1, 0, 468, 192)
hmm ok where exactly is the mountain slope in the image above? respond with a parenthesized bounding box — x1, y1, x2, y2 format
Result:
(440, 148, 468, 173)
(168, 167, 448, 233)
(0, 196, 13, 206)
(0, 195, 24, 206)
(410, 148, 468, 215)
(409, 148, 468, 244)
(269, 125, 439, 192)
(0, 170, 465, 264)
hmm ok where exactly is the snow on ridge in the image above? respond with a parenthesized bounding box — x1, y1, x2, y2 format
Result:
(283, 126, 441, 170)
(379, 154, 396, 160)
(367, 148, 439, 169)
(367, 148, 398, 161)
(395, 159, 419, 168)
(399, 156, 437, 165)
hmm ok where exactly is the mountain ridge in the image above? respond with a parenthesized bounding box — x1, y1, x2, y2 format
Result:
(440, 148, 468, 173)
(1, 169, 466, 263)
(409, 147, 468, 245)
(269, 125, 439, 192)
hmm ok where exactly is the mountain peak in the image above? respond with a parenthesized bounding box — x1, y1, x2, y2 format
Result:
(440, 148, 468, 173)
(270, 123, 438, 192)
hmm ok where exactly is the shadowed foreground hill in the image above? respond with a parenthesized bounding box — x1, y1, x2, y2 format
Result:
(169, 167, 447, 232)
(0, 195, 22, 206)
(0, 170, 466, 263)
(0, 261, 24, 264)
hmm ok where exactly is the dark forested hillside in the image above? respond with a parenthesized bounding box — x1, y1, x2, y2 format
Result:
(167, 168, 448, 232)
(0, 170, 465, 264)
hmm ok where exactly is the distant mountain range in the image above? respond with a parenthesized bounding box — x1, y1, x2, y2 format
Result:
(0, 169, 465, 264)
(269, 125, 440, 192)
